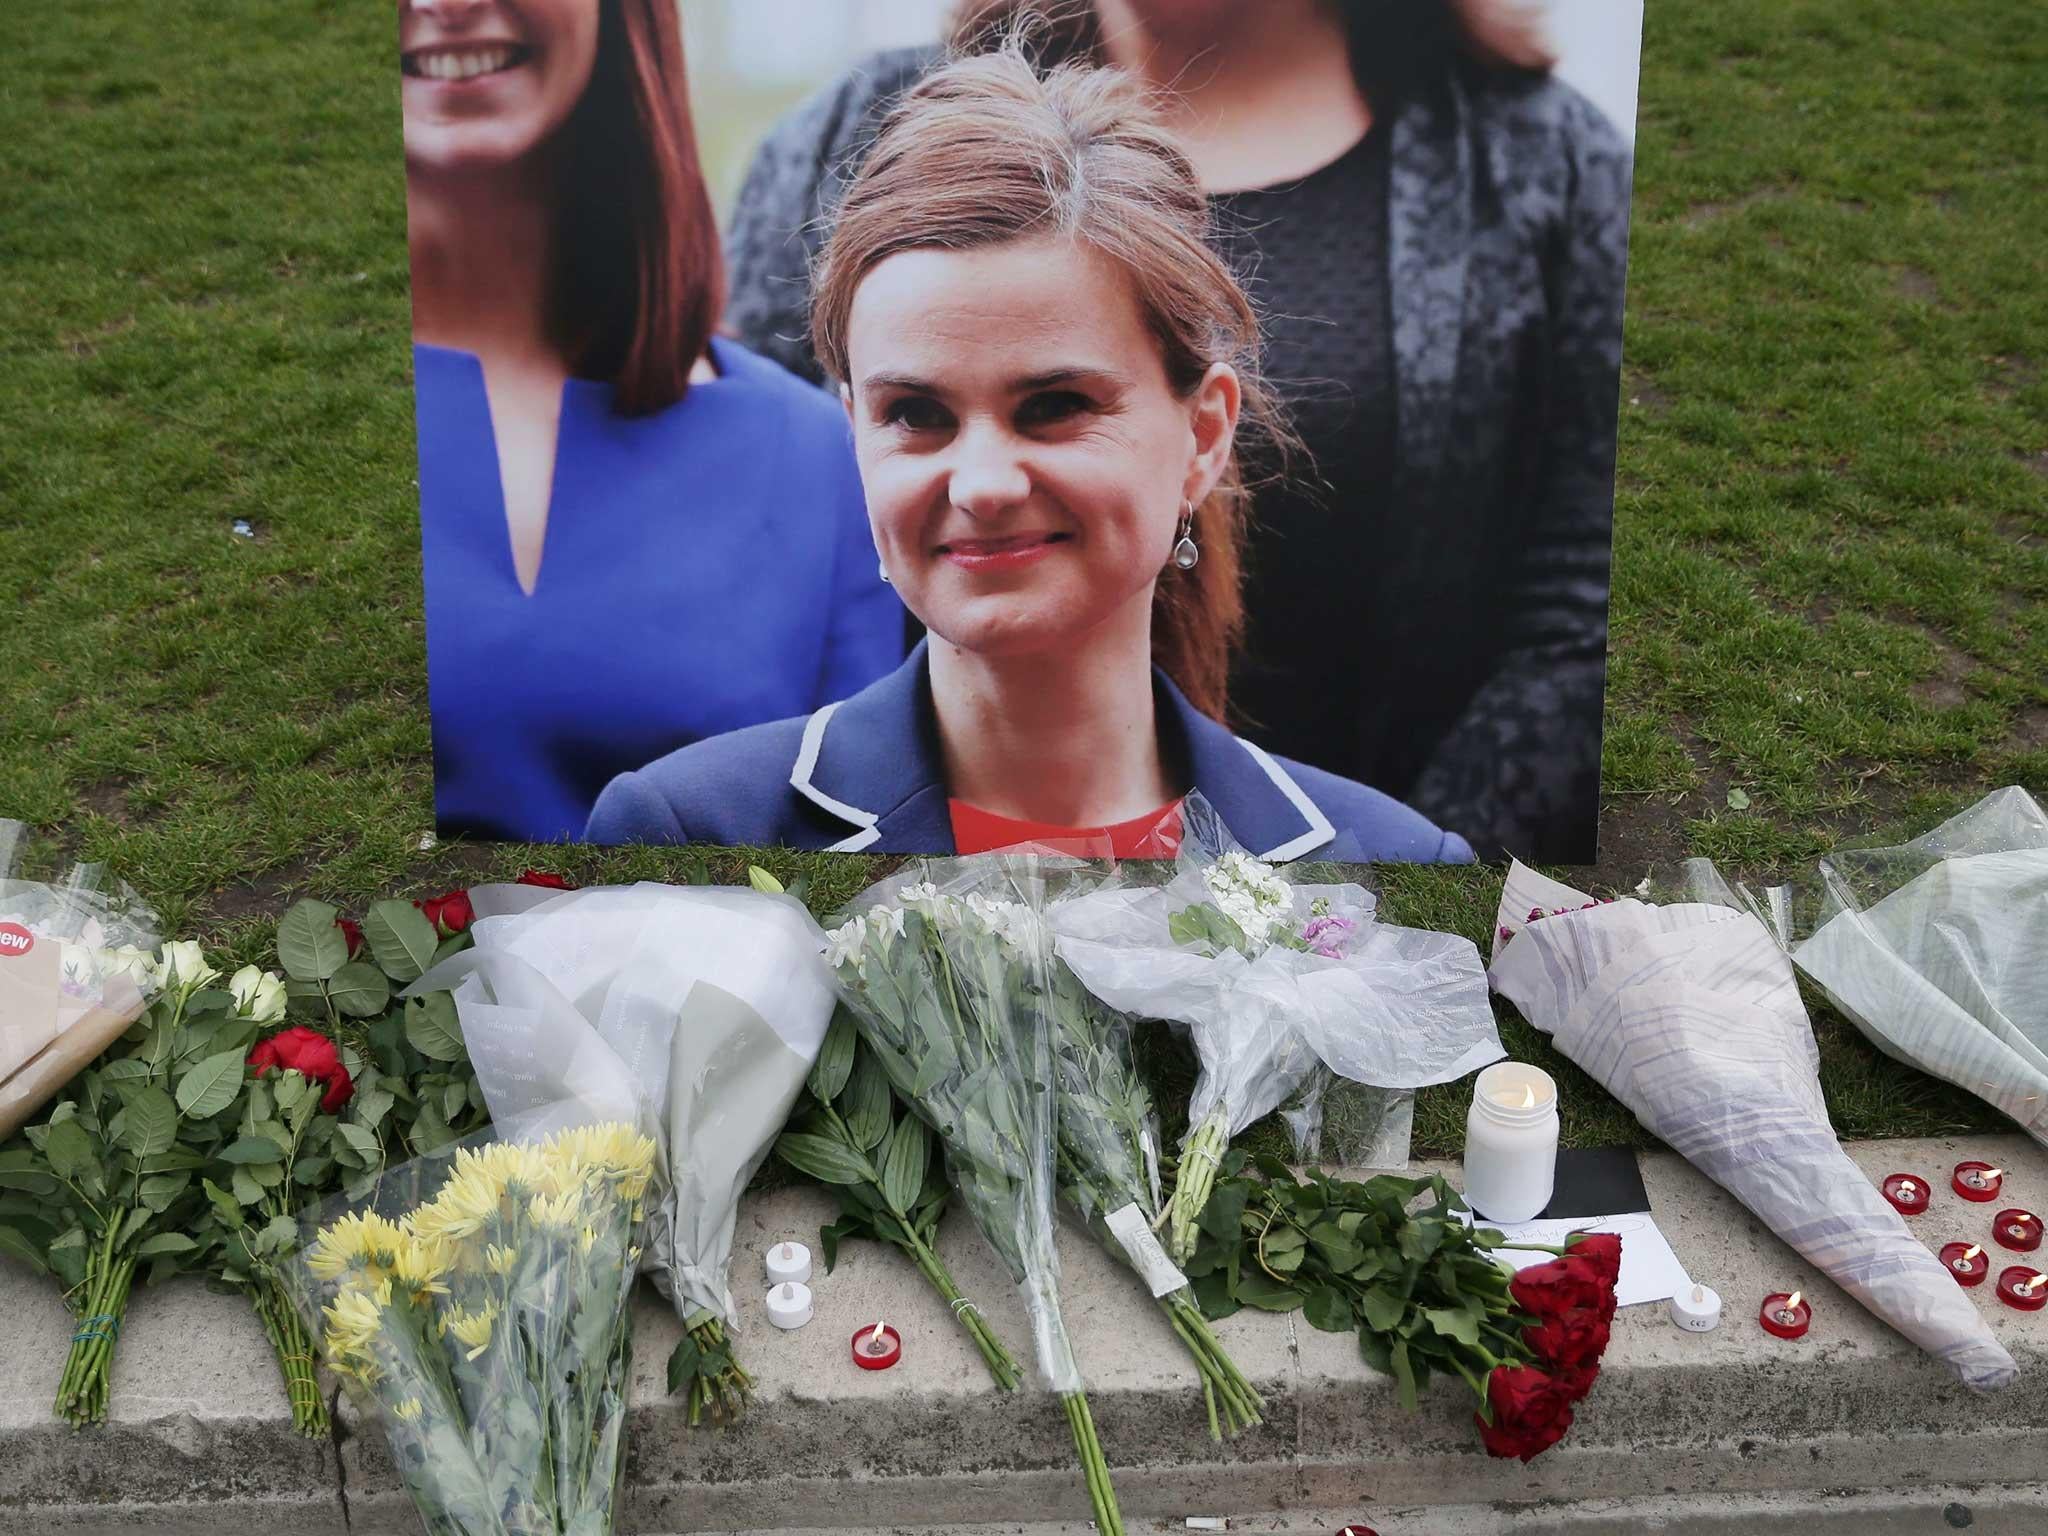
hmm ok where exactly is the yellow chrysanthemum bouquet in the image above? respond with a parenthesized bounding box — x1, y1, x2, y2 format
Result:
(297, 1122, 657, 1536)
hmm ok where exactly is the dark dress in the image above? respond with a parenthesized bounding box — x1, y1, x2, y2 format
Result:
(720, 46, 1633, 861)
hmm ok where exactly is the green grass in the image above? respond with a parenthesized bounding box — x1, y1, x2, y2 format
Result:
(1, 1, 2041, 1157)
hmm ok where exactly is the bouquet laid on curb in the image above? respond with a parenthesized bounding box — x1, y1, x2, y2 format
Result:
(1050, 795, 1503, 1264)
(1189, 1152, 1620, 1461)
(1489, 861, 2018, 1392)
(1732, 787, 2048, 1146)
(776, 1005, 1025, 1391)
(295, 1122, 657, 1536)
(412, 878, 834, 1426)
(827, 861, 1125, 1535)
(0, 820, 161, 1139)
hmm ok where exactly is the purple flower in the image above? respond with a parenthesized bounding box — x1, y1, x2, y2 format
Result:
(1300, 914, 1357, 958)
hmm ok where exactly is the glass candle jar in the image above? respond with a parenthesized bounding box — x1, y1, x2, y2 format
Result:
(1462, 1063, 1560, 1222)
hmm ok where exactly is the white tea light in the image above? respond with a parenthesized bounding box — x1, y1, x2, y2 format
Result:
(1462, 1062, 1559, 1223)
(765, 1281, 814, 1331)
(1669, 1282, 1722, 1332)
(766, 1239, 813, 1286)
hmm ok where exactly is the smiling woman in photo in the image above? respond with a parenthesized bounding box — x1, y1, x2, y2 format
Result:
(586, 48, 1471, 864)
(402, 0, 901, 843)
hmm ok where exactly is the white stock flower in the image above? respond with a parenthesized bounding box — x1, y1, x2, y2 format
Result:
(1202, 853, 1294, 947)
(158, 939, 220, 994)
(229, 964, 288, 1024)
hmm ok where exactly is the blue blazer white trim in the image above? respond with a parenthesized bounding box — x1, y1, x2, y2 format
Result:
(585, 644, 1474, 863)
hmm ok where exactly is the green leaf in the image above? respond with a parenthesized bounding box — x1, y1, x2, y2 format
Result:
(364, 898, 439, 984)
(1191, 1268, 1240, 1320)
(843, 1049, 892, 1152)
(328, 962, 391, 1019)
(746, 865, 785, 895)
(773, 1131, 876, 1187)
(1726, 786, 1752, 811)
(202, 1178, 244, 1228)
(335, 1122, 382, 1161)
(218, 1134, 288, 1164)
(134, 1232, 199, 1259)
(43, 1119, 99, 1181)
(1303, 1284, 1352, 1333)
(138, 1172, 190, 1213)
(1361, 1286, 1407, 1334)
(175, 1047, 247, 1120)
(231, 1169, 265, 1205)
(353, 1087, 394, 1130)
(877, 1115, 930, 1214)
(1233, 1272, 1303, 1312)
(1197, 1179, 1248, 1243)
(808, 1009, 857, 1104)
(404, 993, 466, 1062)
(0, 1225, 50, 1274)
(122, 1087, 178, 1157)
(441, 1080, 468, 1123)
(1424, 1307, 1481, 1348)
(277, 899, 347, 982)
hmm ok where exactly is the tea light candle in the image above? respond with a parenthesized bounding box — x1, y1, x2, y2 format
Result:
(1668, 1282, 1722, 1332)
(1995, 1267, 2048, 1312)
(1940, 1243, 1989, 1287)
(1952, 1161, 2004, 1202)
(766, 1239, 813, 1286)
(851, 1319, 902, 1370)
(1462, 1063, 1559, 1223)
(1993, 1209, 2041, 1253)
(1758, 1290, 1811, 1340)
(764, 1281, 814, 1330)
(1880, 1173, 1929, 1216)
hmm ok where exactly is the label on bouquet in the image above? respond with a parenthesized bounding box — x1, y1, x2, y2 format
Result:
(0, 926, 61, 1082)
(1105, 1203, 1187, 1298)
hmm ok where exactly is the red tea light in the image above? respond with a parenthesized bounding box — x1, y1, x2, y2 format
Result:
(851, 1319, 902, 1371)
(1941, 1242, 1990, 1287)
(1952, 1161, 2004, 1202)
(1993, 1209, 2042, 1253)
(1758, 1290, 1812, 1340)
(1881, 1173, 1929, 1216)
(1995, 1267, 2048, 1312)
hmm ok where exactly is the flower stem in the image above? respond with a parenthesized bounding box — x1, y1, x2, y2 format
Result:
(1160, 1290, 1264, 1437)
(251, 1271, 329, 1437)
(54, 1225, 135, 1427)
(1163, 1107, 1229, 1265)
(1060, 1388, 1125, 1535)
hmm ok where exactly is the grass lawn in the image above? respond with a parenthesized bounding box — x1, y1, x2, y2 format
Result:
(1, 1, 2041, 1158)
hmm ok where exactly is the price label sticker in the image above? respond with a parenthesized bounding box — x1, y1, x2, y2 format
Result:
(1105, 1203, 1188, 1299)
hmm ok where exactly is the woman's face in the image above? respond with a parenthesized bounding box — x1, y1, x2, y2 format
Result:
(844, 235, 1238, 664)
(400, 0, 601, 176)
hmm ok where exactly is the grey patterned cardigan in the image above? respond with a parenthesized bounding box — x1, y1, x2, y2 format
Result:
(722, 48, 1633, 863)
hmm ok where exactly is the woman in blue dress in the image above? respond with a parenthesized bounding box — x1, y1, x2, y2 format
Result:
(401, 0, 902, 841)
(587, 49, 1472, 866)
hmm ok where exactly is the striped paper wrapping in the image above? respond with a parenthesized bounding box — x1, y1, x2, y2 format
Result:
(1489, 862, 2017, 1392)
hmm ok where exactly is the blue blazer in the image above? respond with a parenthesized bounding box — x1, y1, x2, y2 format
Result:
(585, 644, 1474, 863)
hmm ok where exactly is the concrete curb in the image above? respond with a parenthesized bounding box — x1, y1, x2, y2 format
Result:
(6, 1134, 2047, 1532)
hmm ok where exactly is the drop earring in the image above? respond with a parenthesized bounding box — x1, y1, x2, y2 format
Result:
(1171, 500, 1200, 571)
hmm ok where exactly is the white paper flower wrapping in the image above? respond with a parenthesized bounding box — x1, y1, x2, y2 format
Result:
(411, 882, 834, 1325)
(1488, 861, 2017, 1392)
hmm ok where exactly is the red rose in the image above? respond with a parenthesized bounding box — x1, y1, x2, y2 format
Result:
(1475, 1365, 1574, 1462)
(1524, 1304, 1612, 1373)
(1566, 1231, 1623, 1289)
(516, 869, 576, 890)
(415, 889, 475, 936)
(249, 1025, 355, 1113)
(1550, 1360, 1601, 1404)
(1511, 1255, 1606, 1318)
(336, 917, 364, 959)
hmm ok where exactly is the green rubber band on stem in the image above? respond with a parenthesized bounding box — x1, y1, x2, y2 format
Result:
(70, 1314, 120, 1344)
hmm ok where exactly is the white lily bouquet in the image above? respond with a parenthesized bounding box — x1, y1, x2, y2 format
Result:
(826, 859, 1127, 1536)
(407, 879, 835, 1425)
(0, 819, 162, 1138)
(1488, 859, 2018, 1391)
(294, 1121, 657, 1536)
(1049, 795, 1503, 1263)
(1735, 787, 2048, 1145)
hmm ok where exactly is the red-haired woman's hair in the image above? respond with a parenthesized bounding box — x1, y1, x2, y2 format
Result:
(554, 0, 723, 416)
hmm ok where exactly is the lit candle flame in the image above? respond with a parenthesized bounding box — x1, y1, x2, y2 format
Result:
(1964, 1246, 1982, 1263)
(1693, 1284, 1706, 1304)
(1898, 1180, 1915, 1195)
(1985, 1168, 2004, 1181)
(870, 1319, 888, 1347)
(1785, 1291, 1803, 1312)
(1521, 1083, 1537, 1109)
(2023, 1274, 2047, 1296)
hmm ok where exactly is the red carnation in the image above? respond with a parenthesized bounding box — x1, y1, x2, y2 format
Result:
(1510, 1255, 1607, 1318)
(415, 889, 475, 936)
(249, 1025, 354, 1113)
(516, 869, 576, 890)
(1524, 1304, 1613, 1375)
(336, 917, 364, 959)
(1566, 1231, 1623, 1288)
(1475, 1364, 1574, 1462)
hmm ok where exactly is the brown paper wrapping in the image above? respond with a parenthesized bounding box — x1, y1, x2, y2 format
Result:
(0, 976, 149, 1140)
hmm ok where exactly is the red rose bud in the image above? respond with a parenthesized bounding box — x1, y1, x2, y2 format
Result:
(1511, 1255, 1606, 1318)
(516, 869, 576, 889)
(1566, 1231, 1623, 1288)
(1475, 1365, 1574, 1462)
(336, 917, 364, 959)
(1524, 1304, 1613, 1371)
(417, 889, 475, 936)
(249, 1025, 355, 1113)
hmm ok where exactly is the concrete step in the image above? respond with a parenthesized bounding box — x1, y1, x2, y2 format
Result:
(4, 1134, 2047, 1533)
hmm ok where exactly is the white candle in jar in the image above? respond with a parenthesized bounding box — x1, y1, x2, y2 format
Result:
(1463, 1063, 1560, 1222)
